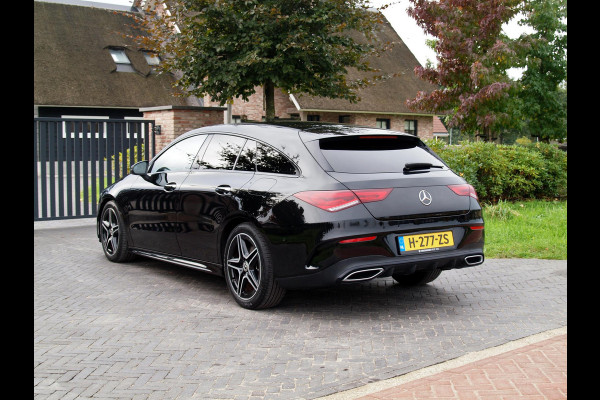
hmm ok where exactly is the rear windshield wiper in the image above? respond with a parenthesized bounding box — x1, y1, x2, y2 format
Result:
(403, 162, 444, 173)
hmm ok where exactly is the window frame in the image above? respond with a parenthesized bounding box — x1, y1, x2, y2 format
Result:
(108, 48, 135, 72)
(376, 118, 391, 130)
(404, 119, 418, 136)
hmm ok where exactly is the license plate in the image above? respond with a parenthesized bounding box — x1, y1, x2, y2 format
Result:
(398, 231, 454, 253)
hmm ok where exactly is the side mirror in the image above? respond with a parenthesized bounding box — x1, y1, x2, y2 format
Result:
(131, 160, 149, 175)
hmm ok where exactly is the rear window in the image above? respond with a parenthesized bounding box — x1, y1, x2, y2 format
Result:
(317, 135, 443, 173)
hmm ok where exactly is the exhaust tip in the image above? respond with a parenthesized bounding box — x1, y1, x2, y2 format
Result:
(342, 268, 384, 282)
(464, 255, 484, 266)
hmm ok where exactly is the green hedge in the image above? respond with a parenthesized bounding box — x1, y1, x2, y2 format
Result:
(425, 140, 567, 203)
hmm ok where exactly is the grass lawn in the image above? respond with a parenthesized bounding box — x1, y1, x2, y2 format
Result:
(482, 200, 566, 259)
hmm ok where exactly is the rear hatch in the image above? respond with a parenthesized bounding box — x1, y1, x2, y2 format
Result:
(303, 133, 470, 221)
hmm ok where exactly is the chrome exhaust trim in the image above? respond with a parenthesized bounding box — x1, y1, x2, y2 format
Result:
(342, 267, 384, 282)
(464, 255, 484, 266)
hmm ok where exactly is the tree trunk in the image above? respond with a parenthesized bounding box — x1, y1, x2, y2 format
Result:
(264, 79, 275, 122)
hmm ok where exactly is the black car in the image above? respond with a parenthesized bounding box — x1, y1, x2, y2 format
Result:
(97, 122, 484, 309)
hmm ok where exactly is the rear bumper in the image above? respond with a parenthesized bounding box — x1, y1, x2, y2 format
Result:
(276, 248, 484, 289)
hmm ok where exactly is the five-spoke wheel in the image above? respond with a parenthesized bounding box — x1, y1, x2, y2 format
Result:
(226, 233, 262, 300)
(224, 223, 286, 309)
(101, 207, 120, 256)
(100, 201, 134, 262)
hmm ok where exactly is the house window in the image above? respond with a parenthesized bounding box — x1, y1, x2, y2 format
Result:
(405, 120, 418, 136)
(108, 48, 135, 72)
(339, 115, 351, 123)
(142, 51, 160, 66)
(376, 118, 390, 129)
(232, 115, 242, 124)
(307, 115, 320, 121)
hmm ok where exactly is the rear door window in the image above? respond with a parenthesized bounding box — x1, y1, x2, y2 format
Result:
(196, 134, 246, 170)
(317, 135, 443, 173)
(255, 142, 297, 175)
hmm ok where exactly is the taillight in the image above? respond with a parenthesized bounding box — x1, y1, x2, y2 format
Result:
(293, 188, 392, 212)
(448, 184, 478, 200)
(354, 188, 393, 203)
(293, 190, 360, 212)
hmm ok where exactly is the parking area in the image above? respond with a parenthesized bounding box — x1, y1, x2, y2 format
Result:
(34, 222, 567, 400)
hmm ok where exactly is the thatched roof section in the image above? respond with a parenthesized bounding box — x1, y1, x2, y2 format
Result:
(34, 1, 189, 108)
(294, 18, 438, 115)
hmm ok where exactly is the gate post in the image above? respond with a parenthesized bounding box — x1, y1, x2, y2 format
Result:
(139, 105, 226, 153)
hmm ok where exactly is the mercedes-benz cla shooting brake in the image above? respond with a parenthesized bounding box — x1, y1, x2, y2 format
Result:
(97, 122, 484, 309)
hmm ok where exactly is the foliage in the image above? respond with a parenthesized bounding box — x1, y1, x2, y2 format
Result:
(406, 0, 523, 140)
(513, 0, 567, 142)
(127, 0, 389, 121)
(515, 136, 532, 145)
(426, 140, 566, 202)
(108, 144, 145, 175)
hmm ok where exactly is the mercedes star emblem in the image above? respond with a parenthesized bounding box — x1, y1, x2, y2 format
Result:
(418, 189, 432, 206)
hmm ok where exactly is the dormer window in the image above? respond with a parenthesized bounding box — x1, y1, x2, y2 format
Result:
(108, 48, 135, 72)
(142, 51, 160, 66)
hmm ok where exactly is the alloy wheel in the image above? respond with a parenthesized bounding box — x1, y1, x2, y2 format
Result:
(226, 233, 262, 300)
(101, 207, 120, 256)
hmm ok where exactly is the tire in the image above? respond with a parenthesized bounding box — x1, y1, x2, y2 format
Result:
(392, 268, 442, 286)
(223, 223, 286, 309)
(100, 200, 136, 263)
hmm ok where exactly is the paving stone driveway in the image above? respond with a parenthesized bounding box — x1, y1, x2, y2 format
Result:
(34, 224, 567, 400)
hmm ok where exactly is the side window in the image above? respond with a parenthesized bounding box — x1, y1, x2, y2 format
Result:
(255, 143, 297, 175)
(149, 135, 207, 173)
(196, 134, 246, 170)
(234, 140, 257, 172)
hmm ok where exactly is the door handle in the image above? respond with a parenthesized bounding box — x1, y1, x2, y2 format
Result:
(164, 182, 177, 192)
(215, 185, 232, 195)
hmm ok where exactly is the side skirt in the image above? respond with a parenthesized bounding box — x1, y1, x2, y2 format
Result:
(131, 250, 223, 276)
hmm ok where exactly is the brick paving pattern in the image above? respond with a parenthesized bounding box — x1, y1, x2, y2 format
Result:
(34, 224, 567, 399)
(358, 334, 567, 400)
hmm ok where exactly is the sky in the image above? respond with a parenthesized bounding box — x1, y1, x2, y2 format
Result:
(79, 0, 534, 77)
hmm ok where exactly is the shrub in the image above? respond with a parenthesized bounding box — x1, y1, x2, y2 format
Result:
(483, 199, 522, 220)
(426, 140, 566, 203)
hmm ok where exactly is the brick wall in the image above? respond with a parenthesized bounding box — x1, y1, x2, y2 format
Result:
(202, 88, 436, 141)
(301, 112, 434, 140)
(140, 105, 225, 153)
(205, 88, 298, 121)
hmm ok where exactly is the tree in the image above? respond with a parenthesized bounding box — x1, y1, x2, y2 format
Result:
(515, 0, 567, 142)
(128, 0, 388, 122)
(405, 0, 523, 141)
